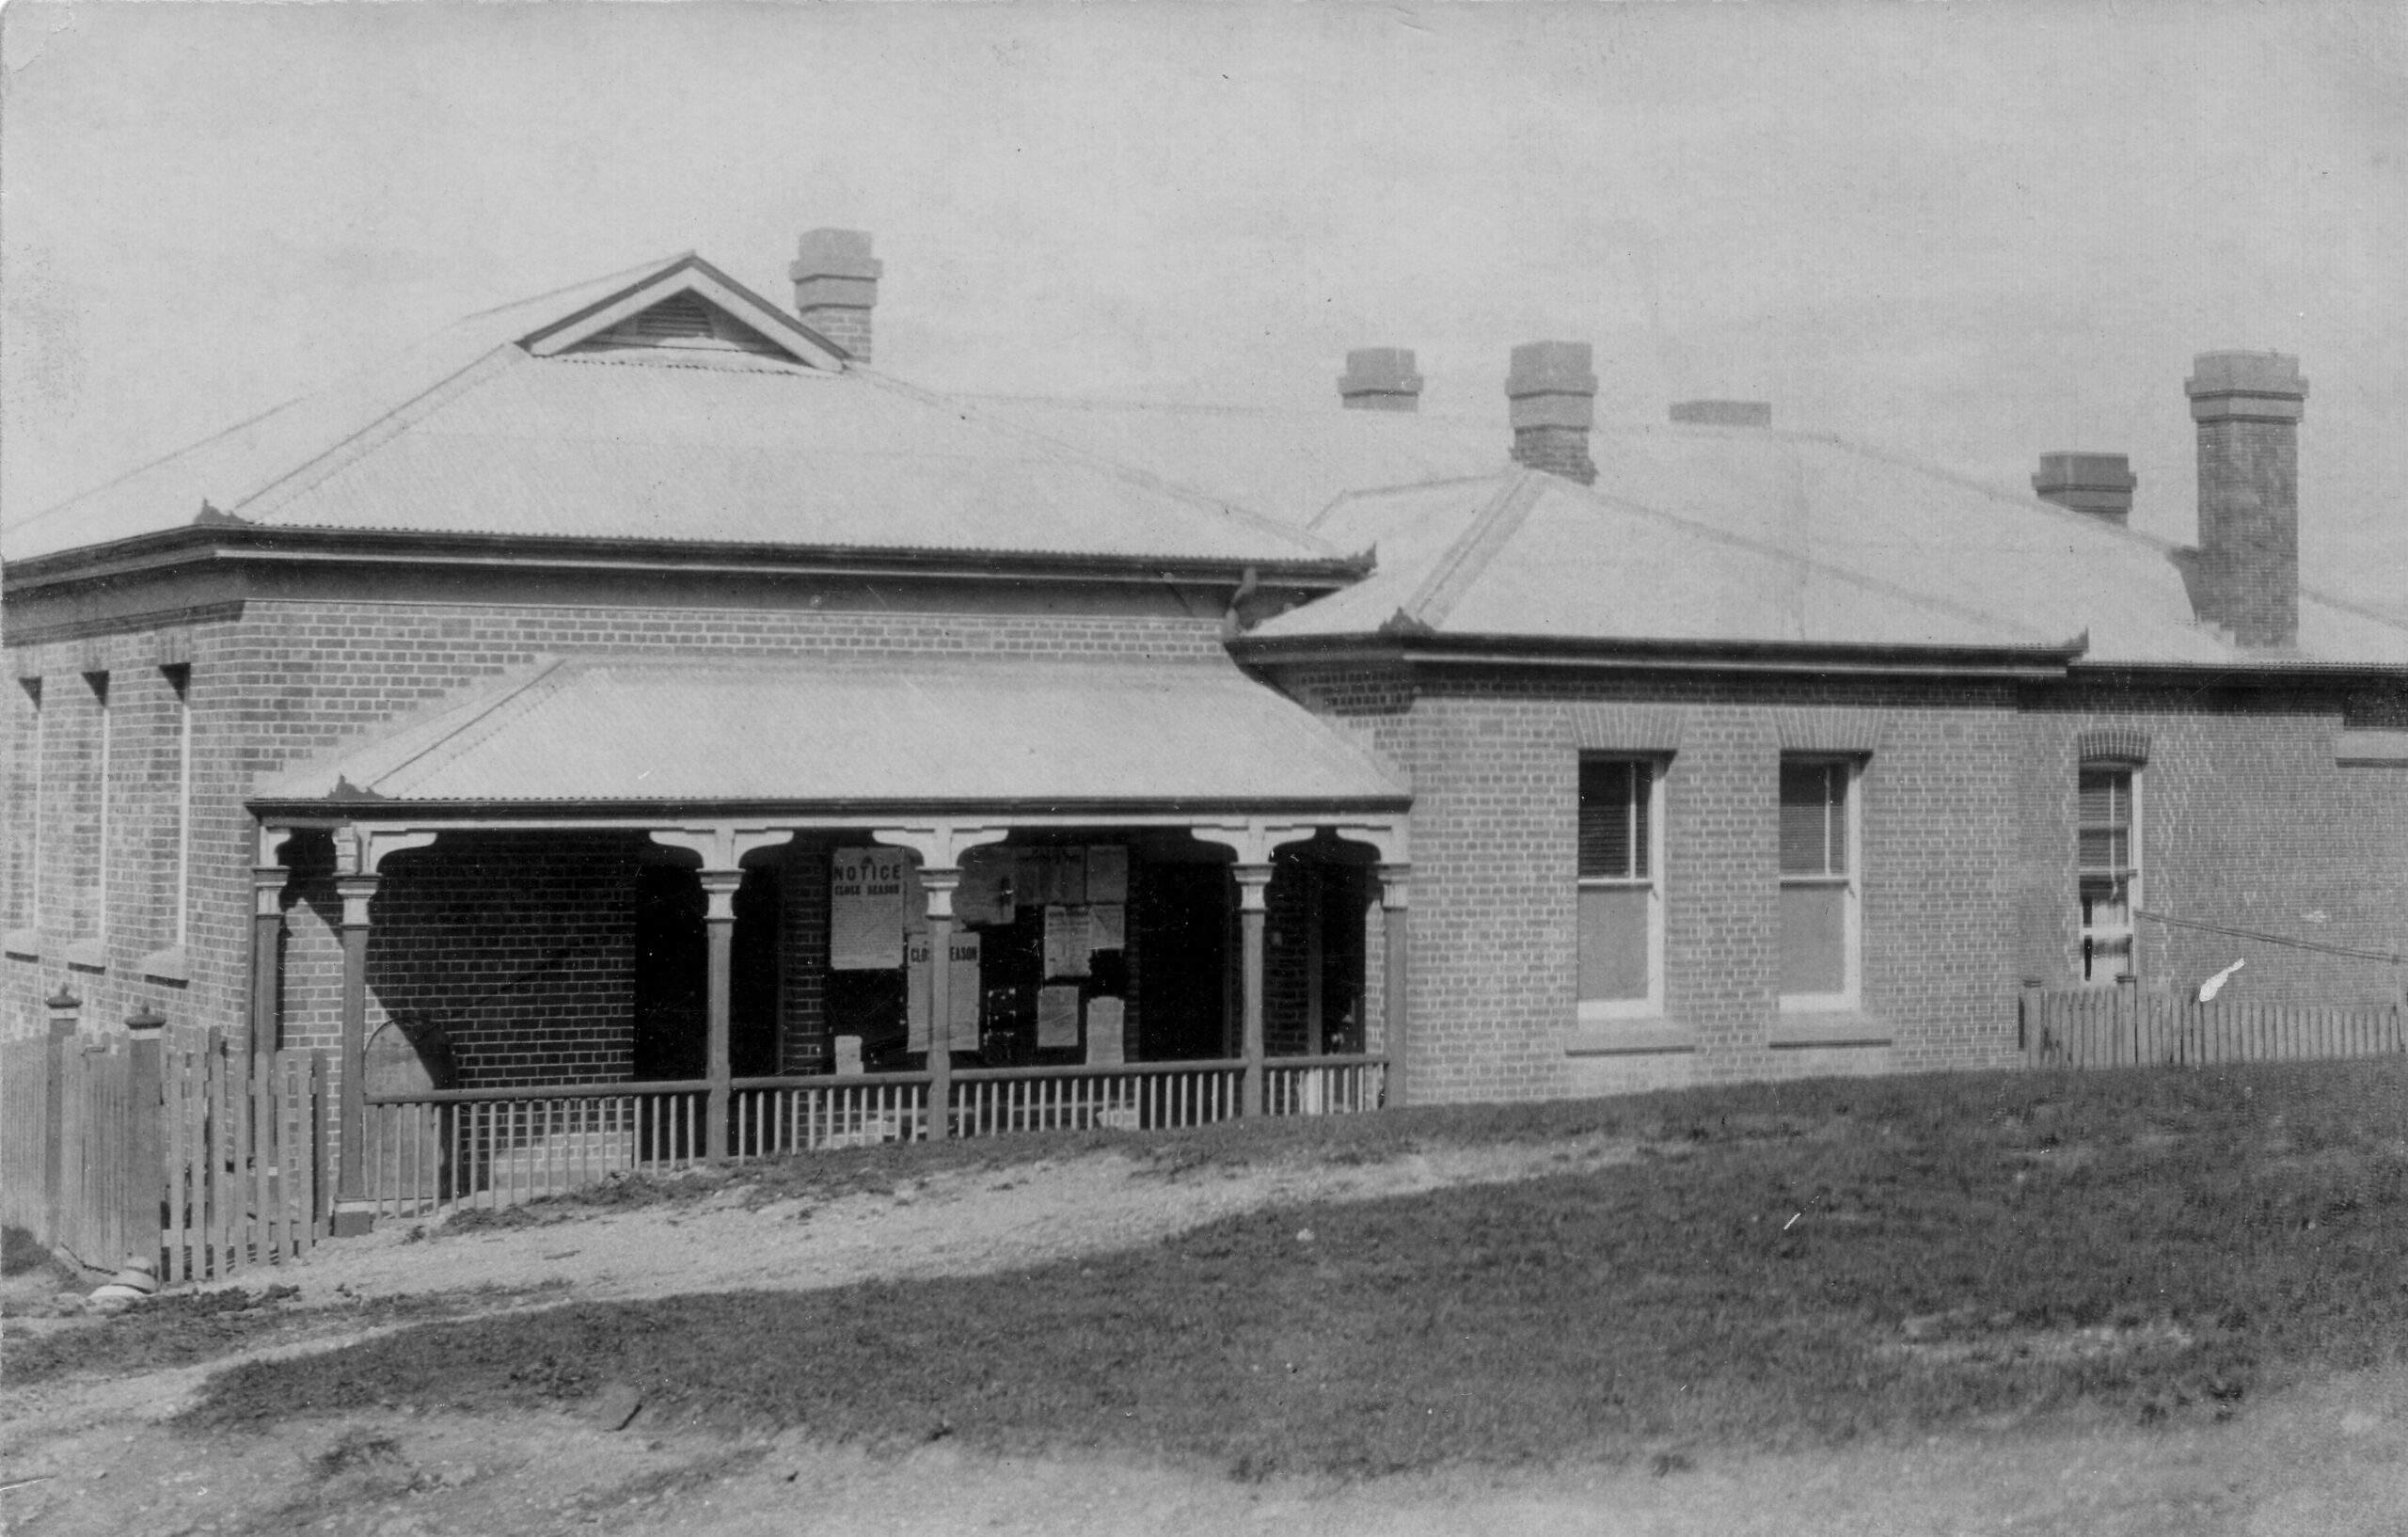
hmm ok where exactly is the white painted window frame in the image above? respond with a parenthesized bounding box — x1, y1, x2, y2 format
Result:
(1777, 755, 1862, 1014)
(1576, 755, 1668, 1022)
(2076, 763, 2141, 985)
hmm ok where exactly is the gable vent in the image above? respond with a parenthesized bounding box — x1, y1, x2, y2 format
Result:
(578, 293, 784, 357)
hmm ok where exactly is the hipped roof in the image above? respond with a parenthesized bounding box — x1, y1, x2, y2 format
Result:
(249, 655, 1409, 813)
(977, 401, 2408, 670)
(4, 256, 1336, 571)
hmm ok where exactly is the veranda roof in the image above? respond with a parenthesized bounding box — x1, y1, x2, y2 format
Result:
(248, 656, 1409, 815)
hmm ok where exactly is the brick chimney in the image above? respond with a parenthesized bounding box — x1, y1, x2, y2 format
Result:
(790, 229, 881, 362)
(2185, 351, 2307, 647)
(1669, 400, 1771, 427)
(1506, 341, 1597, 485)
(2032, 452, 2137, 524)
(1339, 348, 1423, 412)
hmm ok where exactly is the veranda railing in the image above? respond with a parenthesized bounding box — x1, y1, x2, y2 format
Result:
(365, 1054, 1386, 1214)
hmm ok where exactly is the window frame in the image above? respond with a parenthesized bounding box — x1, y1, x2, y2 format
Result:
(1776, 754, 1862, 1013)
(2076, 761, 2142, 985)
(1576, 754, 1668, 1022)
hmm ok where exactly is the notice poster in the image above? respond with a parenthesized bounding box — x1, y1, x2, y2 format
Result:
(831, 847, 910, 971)
(908, 929, 986, 1051)
(947, 930, 983, 1049)
(1085, 996, 1126, 1065)
(1086, 846, 1129, 904)
(904, 933, 935, 1052)
(1088, 902, 1126, 953)
(1043, 904, 1092, 978)
(956, 848, 1016, 927)
(1038, 985, 1082, 1050)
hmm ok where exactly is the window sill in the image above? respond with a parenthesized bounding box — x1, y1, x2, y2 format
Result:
(1567, 1021, 1696, 1056)
(63, 935, 107, 974)
(136, 944, 191, 985)
(1768, 1013, 1893, 1049)
(2, 927, 36, 961)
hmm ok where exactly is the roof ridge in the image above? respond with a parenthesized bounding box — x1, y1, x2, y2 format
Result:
(1307, 470, 1518, 532)
(364, 658, 571, 795)
(847, 367, 1348, 563)
(235, 345, 527, 520)
(455, 252, 691, 323)
(961, 390, 1498, 427)
(1582, 472, 2063, 645)
(1391, 471, 1548, 633)
(3, 256, 699, 543)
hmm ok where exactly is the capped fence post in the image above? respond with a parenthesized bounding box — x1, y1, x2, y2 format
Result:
(42, 990, 80, 1244)
(124, 1010, 166, 1277)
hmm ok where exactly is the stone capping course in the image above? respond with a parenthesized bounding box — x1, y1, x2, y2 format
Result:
(1767, 1013, 1895, 1049)
(1565, 1022, 1696, 1056)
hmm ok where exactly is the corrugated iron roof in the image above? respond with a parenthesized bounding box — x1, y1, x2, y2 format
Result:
(250, 655, 1409, 809)
(5, 260, 1336, 568)
(987, 404, 2408, 669)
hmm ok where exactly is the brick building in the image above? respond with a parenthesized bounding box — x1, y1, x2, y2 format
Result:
(6, 232, 2404, 1222)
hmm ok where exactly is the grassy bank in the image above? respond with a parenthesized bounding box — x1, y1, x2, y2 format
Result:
(189, 1061, 2408, 1475)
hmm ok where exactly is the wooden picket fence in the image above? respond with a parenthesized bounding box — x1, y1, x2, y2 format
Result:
(161, 1030, 331, 1283)
(2024, 987, 2408, 1069)
(0, 1022, 328, 1282)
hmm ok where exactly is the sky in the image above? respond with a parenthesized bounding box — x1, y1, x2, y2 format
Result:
(4, 1, 2402, 612)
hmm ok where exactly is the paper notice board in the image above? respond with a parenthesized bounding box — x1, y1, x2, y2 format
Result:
(907, 929, 983, 1051)
(832, 847, 911, 971)
(1038, 985, 1082, 1050)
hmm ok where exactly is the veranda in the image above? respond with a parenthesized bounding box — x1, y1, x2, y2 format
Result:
(258, 813, 1411, 1230)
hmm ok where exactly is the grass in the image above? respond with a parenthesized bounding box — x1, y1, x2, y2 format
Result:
(1, 1280, 569, 1385)
(187, 1061, 2408, 1476)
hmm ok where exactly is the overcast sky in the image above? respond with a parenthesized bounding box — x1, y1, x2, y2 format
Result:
(5, 2, 2401, 611)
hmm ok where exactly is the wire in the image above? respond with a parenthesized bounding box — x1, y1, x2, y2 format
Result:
(2134, 909, 2403, 967)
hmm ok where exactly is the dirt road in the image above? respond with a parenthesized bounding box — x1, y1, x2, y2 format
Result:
(4, 1139, 2403, 1536)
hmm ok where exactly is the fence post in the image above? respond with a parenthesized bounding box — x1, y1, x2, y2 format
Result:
(123, 1010, 166, 1276)
(40, 990, 80, 1245)
(2019, 980, 2042, 1067)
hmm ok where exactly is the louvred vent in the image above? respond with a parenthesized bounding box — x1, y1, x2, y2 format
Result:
(579, 293, 784, 356)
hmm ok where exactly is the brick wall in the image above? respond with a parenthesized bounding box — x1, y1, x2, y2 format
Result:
(1266, 660, 2406, 1105)
(2023, 683, 2407, 1007)
(270, 832, 646, 1087)
(2, 620, 252, 1047)
(2, 596, 1225, 1070)
(2194, 420, 2299, 647)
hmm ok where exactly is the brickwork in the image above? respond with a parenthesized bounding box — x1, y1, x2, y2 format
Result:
(2, 619, 252, 1049)
(778, 837, 833, 1072)
(2194, 420, 2300, 647)
(2021, 683, 2405, 1007)
(1263, 660, 2407, 1105)
(281, 832, 648, 1087)
(1509, 428, 1596, 486)
(8, 578, 2403, 1117)
(2, 597, 1224, 1066)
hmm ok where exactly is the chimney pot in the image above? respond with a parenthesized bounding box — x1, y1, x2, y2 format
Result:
(1505, 341, 1597, 484)
(790, 228, 881, 363)
(1669, 400, 1772, 428)
(1339, 348, 1423, 412)
(2185, 350, 2307, 648)
(2033, 452, 2137, 523)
